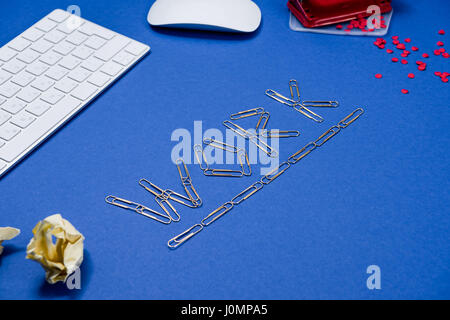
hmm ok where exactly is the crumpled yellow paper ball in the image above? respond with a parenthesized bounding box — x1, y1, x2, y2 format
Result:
(26, 214, 84, 284)
(0, 227, 20, 255)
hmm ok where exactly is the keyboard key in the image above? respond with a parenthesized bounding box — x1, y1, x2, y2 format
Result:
(94, 35, 129, 61)
(0, 70, 12, 85)
(0, 96, 80, 162)
(12, 72, 35, 87)
(84, 35, 107, 50)
(71, 82, 97, 101)
(71, 46, 93, 60)
(31, 77, 55, 92)
(53, 41, 75, 55)
(100, 61, 123, 77)
(0, 47, 18, 62)
(39, 51, 63, 66)
(10, 111, 36, 129)
(35, 18, 57, 32)
(2, 59, 26, 74)
(57, 20, 83, 34)
(0, 110, 12, 125)
(0, 123, 21, 141)
(44, 29, 66, 44)
(113, 51, 134, 66)
(21, 28, 45, 42)
(30, 39, 53, 54)
(59, 56, 81, 70)
(8, 38, 31, 52)
(1, 99, 26, 114)
(26, 100, 51, 117)
(0, 82, 21, 98)
(88, 72, 110, 87)
(45, 65, 68, 81)
(81, 56, 103, 72)
(66, 31, 88, 46)
(68, 67, 91, 82)
(54, 78, 78, 93)
(47, 9, 71, 23)
(26, 61, 49, 76)
(125, 42, 148, 56)
(17, 49, 40, 64)
(16, 87, 41, 103)
(40, 88, 64, 105)
(79, 22, 115, 40)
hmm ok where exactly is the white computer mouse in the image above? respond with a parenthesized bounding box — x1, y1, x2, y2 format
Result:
(147, 0, 262, 33)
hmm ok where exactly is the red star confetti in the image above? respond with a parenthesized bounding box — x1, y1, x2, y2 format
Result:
(422, 53, 429, 58)
(401, 59, 408, 64)
(438, 29, 445, 35)
(437, 41, 444, 46)
(375, 73, 383, 79)
(405, 38, 411, 43)
(401, 89, 409, 94)
(412, 46, 419, 51)
(408, 73, 415, 79)
(386, 49, 394, 54)
(392, 57, 399, 62)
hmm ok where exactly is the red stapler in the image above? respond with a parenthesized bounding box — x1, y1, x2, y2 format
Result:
(288, 0, 392, 28)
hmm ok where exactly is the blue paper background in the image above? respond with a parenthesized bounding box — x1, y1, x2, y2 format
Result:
(0, 0, 449, 299)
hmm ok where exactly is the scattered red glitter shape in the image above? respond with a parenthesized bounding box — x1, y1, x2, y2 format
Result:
(418, 64, 426, 71)
(416, 60, 424, 65)
(393, 40, 400, 45)
(434, 49, 441, 56)
(336, 24, 343, 30)
(443, 52, 450, 58)
(392, 57, 399, 62)
(439, 48, 445, 53)
(437, 41, 444, 46)
(386, 49, 393, 54)
(401, 53, 408, 58)
(375, 74, 383, 79)
(401, 59, 408, 64)
(396, 43, 406, 50)
(401, 89, 409, 94)
(434, 72, 442, 76)
(422, 53, 429, 58)
(408, 73, 415, 79)
(392, 36, 399, 40)
(405, 38, 411, 43)
(411, 46, 419, 51)
(438, 30, 445, 35)
(442, 78, 449, 83)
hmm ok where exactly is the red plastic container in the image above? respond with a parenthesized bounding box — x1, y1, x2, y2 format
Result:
(288, 0, 392, 28)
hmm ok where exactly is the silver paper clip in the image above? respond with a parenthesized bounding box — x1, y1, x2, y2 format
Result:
(105, 195, 172, 225)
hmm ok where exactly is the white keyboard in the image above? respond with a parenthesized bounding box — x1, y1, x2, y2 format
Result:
(0, 9, 150, 178)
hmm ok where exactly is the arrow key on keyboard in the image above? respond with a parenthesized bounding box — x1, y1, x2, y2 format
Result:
(40, 88, 65, 105)
(10, 111, 36, 129)
(71, 82, 98, 101)
(0, 123, 21, 141)
(26, 100, 51, 117)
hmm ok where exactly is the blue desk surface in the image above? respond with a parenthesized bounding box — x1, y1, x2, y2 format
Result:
(1, 0, 449, 300)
